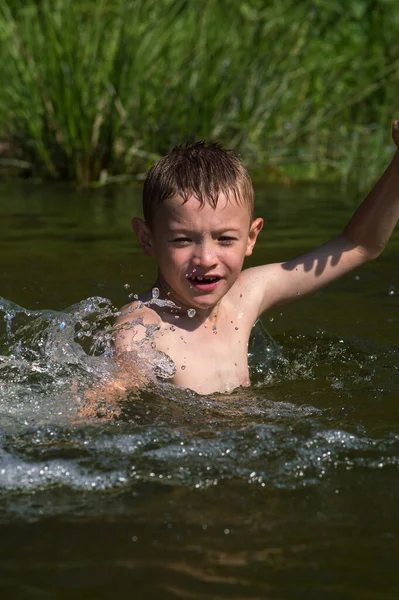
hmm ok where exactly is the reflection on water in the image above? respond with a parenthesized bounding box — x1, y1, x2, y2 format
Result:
(0, 183, 399, 598)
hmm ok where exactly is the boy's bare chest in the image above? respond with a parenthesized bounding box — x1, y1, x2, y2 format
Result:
(154, 319, 251, 394)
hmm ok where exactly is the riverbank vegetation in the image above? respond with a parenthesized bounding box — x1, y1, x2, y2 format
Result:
(0, 0, 398, 187)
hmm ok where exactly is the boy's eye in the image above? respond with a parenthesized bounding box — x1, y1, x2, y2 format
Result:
(219, 236, 236, 245)
(171, 237, 191, 245)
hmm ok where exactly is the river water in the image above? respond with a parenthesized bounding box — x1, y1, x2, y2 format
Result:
(0, 181, 398, 599)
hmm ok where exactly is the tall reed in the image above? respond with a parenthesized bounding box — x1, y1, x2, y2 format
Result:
(0, 0, 398, 187)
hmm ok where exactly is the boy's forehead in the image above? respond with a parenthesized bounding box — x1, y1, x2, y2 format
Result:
(158, 192, 250, 221)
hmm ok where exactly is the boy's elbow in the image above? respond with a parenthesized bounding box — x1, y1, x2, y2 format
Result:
(368, 244, 385, 261)
(353, 243, 384, 264)
(342, 232, 385, 263)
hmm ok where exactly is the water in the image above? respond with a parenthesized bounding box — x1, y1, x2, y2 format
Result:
(0, 182, 399, 598)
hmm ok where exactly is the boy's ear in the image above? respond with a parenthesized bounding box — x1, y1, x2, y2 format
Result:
(132, 217, 154, 256)
(245, 218, 263, 257)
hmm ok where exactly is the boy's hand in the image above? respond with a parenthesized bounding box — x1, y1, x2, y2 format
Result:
(77, 354, 149, 419)
(392, 120, 399, 148)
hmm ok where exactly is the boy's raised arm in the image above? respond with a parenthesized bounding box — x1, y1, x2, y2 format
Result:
(243, 121, 399, 318)
(343, 121, 399, 258)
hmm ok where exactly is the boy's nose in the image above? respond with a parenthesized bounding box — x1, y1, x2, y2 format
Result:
(193, 244, 217, 268)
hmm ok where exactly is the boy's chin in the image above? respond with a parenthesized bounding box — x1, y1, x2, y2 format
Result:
(186, 294, 222, 311)
(161, 282, 225, 312)
(162, 290, 218, 313)
(185, 285, 230, 311)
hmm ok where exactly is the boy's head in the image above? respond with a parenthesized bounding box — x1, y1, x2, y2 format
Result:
(142, 141, 254, 229)
(133, 142, 263, 312)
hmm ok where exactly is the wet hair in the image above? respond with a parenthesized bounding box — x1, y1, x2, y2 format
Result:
(142, 141, 254, 228)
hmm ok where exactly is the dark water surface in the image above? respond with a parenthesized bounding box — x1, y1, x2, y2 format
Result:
(0, 182, 398, 599)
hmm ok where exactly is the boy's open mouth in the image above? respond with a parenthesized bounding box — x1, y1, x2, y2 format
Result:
(187, 274, 221, 290)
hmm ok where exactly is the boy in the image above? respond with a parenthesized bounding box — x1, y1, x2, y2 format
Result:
(114, 123, 399, 396)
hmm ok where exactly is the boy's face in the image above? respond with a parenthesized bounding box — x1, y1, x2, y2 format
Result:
(134, 194, 263, 312)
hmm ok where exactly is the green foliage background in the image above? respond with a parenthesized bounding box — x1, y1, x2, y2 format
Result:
(0, 0, 398, 186)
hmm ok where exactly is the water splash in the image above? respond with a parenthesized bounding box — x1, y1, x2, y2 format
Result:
(141, 288, 178, 309)
(0, 296, 398, 521)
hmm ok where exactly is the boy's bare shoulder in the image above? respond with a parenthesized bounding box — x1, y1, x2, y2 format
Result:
(114, 300, 162, 352)
(223, 263, 282, 325)
(116, 299, 162, 326)
(226, 265, 275, 303)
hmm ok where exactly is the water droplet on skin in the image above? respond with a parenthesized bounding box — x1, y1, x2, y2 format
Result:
(152, 287, 160, 299)
(124, 283, 130, 289)
(240, 294, 242, 298)
(151, 342, 156, 349)
(212, 324, 217, 335)
(235, 327, 238, 331)
(187, 308, 196, 318)
(170, 325, 175, 331)
(133, 294, 139, 300)
(181, 365, 186, 370)
(296, 291, 300, 295)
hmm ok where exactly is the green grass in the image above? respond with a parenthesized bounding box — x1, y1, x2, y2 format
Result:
(0, 0, 398, 188)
